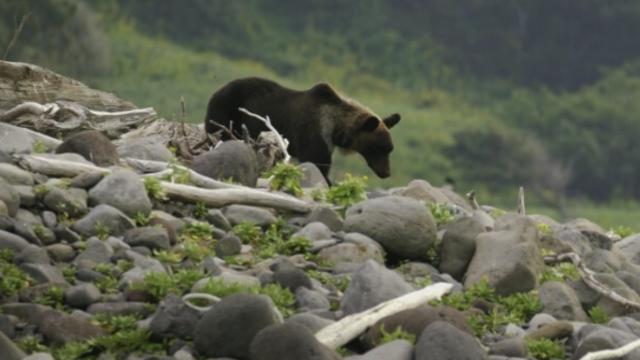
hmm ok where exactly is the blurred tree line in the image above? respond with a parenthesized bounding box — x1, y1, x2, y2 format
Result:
(2, 0, 639, 202)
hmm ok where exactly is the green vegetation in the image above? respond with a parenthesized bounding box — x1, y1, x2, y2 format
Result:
(526, 338, 566, 360)
(33, 286, 66, 309)
(588, 306, 612, 325)
(143, 177, 168, 201)
(539, 262, 581, 284)
(193, 201, 208, 219)
(378, 325, 416, 346)
(325, 173, 368, 215)
(427, 203, 454, 227)
(0, 259, 35, 297)
(263, 162, 305, 196)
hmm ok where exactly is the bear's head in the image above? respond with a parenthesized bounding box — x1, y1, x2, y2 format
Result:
(350, 114, 401, 178)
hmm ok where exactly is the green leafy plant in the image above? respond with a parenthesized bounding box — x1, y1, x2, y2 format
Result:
(94, 221, 112, 240)
(325, 173, 368, 215)
(143, 177, 169, 201)
(263, 162, 305, 196)
(193, 201, 208, 219)
(53, 342, 93, 360)
(133, 211, 153, 226)
(536, 223, 553, 236)
(233, 221, 261, 244)
(427, 202, 454, 227)
(0, 249, 15, 262)
(379, 325, 416, 345)
(611, 225, 634, 239)
(163, 157, 191, 184)
(278, 235, 312, 255)
(34, 286, 66, 309)
(526, 338, 565, 360)
(33, 184, 51, 197)
(539, 262, 580, 284)
(31, 224, 47, 238)
(1, 263, 34, 297)
(588, 306, 611, 324)
(62, 267, 78, 284)
(17, 335, 49, 354)
(131, 272, 181, 300)
(93, 313, 140, 333)
(33, 140, 47, 154)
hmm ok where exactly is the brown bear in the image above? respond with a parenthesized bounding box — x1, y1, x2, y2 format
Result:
(204, 77, 401, 181)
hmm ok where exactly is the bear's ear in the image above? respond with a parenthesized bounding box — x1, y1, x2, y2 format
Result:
(360, 116, 380, 132)
(383, 113, 401, 129)
(310, 83, 340, 100)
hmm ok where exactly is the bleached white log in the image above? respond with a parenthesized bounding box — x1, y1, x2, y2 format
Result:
(580, 338, 640, 360)
(315, 282, 453, 349)
(160, 182, 313, 213)
(238, 107, 291, 164)
(14, 154, 109, 177)
(126, 158, 243, 190)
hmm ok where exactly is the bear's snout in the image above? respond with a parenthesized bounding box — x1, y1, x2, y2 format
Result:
(367, 159, 391, 178)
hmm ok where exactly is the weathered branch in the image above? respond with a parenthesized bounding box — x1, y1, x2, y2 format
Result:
(580, 338, 640, 360)
(3, 11, 30, 60)
(517, 186, 525, 215)
(126, 158, 242, 190)
(160, 182, 313, 213)
(466, 190, 480, 210)
(14, 154, 108, 177)
(315, 282, 453, 349)
(239, 107, 291, 164)
(544, 252, 640, 310)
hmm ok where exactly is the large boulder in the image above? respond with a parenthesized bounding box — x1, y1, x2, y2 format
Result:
(344, 196, 437, 260)
(193, 292, 278, 359)
(439, 216, 486, 281)
(250, 322, 341, 360)
(340, 260, 415, 315)
(415, 321, 487, 360)
(191, 140, 259, 187)
(464, 214, 544, 296)
(88, 168, 152, 217)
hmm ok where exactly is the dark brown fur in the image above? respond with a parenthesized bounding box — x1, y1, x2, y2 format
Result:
(55, 130, 119, 167)
(204, 77, 400, 180)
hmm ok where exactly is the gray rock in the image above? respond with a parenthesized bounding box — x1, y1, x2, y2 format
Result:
(12, 220, 42, 246)
(340, 260, 415, 315)
(55, 130, 119, 167)
(563, 218, 606, 235)
(15, 244, 50, 265)
(14, 208, 42, 226)
(390, 179, 450, 204)
(608, 317, 640, 338)
(584, 248, 623, 274)
(194, 292, 278, 359)
(303, 206, 343, 232)
(89, 168, 152, 217)
(0, 200, 7, 216)
(343, 232, 384, 252)
(0, 303, 50, 325)
(344, 196, 437, 260)
(19, 263, 66, 284)
(272, 267, 312, 292)
(286, 312, 334, 332)
(572, 327, 640, 360)
(18, 282, 69, 303)
(0, 178, 20, 217)
(53, 224, 82, 244)
(215, 233, 242, 257)
(298, 162, 329, 189)
(317, 243, 384, 265)
(73, 238, 114, 266)
(204, 208, 232, 231)
(23, 353, 55, 360)
(72, 204, 136, 237)
(0, 123, 34, 154)
(120, 255, 168, 285)
(555, 228, 593, 255)
(439, 216, 486, 281)
(528, 313, 558, 330)
(13, 185, 36, 207)
(0, 330, 27, 360)
(538, 281, 589, 321)
(416, 321, 487, 360)
(69, 171, 105, 189)
(0, 313, 15, 338)
(249, 322, 341, 360)
(614, 233, 640, 265)
(191, 140, 259, 187)
(38, 309, 108, 346)
(65, 283, 102, 309)
(123, 227, 171, 251)
(525, 320, 573, 340)
(45, 244, 76, 262)
(0, 149, 9, 163)
(116, 137, 173, 162)
(149, 294, 200, 339)
(464, 214, 544, 296)
(362, 306, 473, 350)
(224, 204, 277, 227)
(0, 163, 34, 185)
(294, 221, 334, 242)
(488, 338, 527, 358)
(42, 187, 88, 217)
(348, 340, 414, 360)
(593, 273, 640, 317)
(0, 230, 30, 252)
(192, 272, 260, 292)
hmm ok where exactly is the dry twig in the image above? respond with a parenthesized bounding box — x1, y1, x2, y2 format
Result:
(3, 11, 31, 60)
